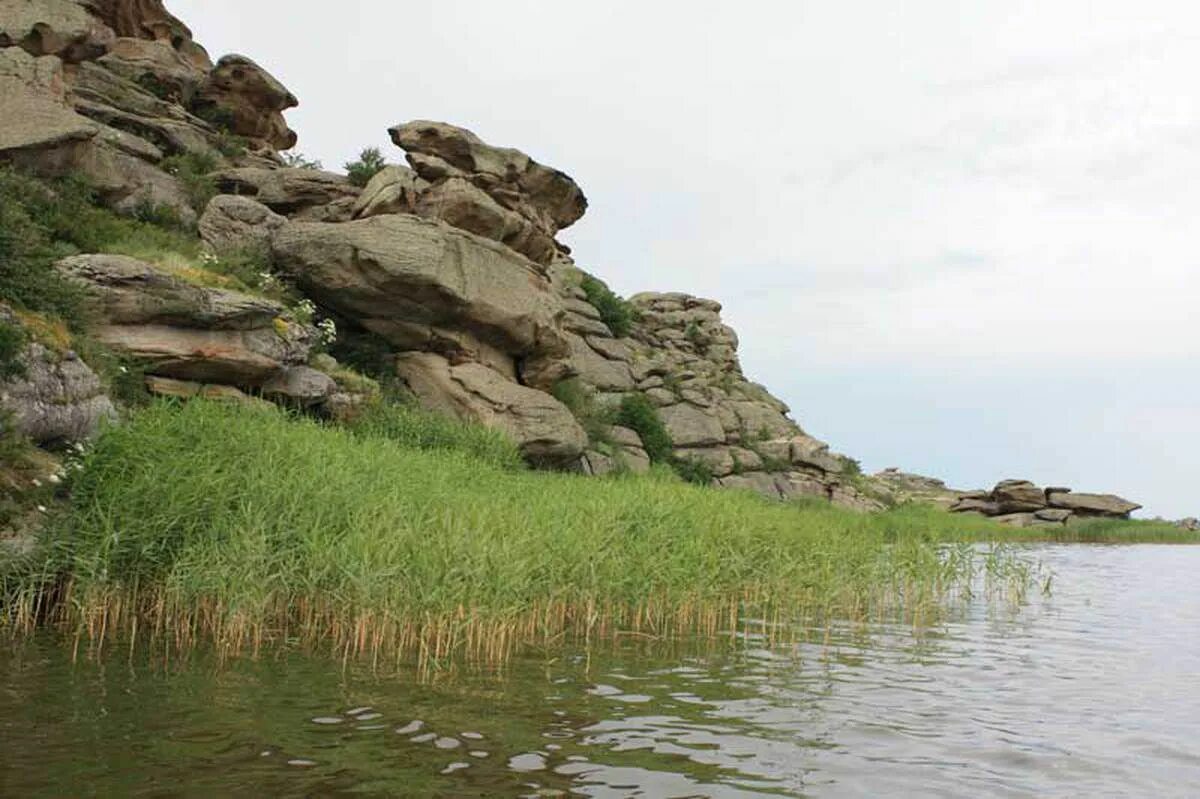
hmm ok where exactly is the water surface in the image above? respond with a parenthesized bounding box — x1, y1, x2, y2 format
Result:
(3, 545, 1198, 797)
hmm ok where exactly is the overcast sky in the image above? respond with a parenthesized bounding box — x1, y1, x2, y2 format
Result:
(173, 0, 1198, 518)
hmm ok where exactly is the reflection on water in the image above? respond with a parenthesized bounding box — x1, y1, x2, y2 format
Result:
(3, 545, 1199, 797)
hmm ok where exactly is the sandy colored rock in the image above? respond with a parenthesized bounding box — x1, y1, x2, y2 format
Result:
(387, 120, 587, 264)
(199, 194, 285, 254)
(0, 0, 115, 60)
(394, 352, 585, 466)
(352, 165, 425, 219)
(658, 403, 725, 448)
(0, 47, 96, 153)
(214, 166, 358, 215)
(272, 214, 568, 365)
(57, 253, 280, 329)
(0, 308, 115, 444)
(197, 54, 296, 150)
(1047, 491, 1141, 518)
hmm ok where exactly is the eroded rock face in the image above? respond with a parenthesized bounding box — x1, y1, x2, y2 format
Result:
(0, 0, 116, 61)
(385, 120, 587, 265)
(950, 480, 1141, 525)
(540, 263, 880, 509)
(198, 194, 285, 254)
(271, 214, 569, 371)
(56, 254, 316, 389)
(0, 307, 116, 445)
(213, 166, 359, 217)
(394, 352, 586, 466)
(197, 54, 296, 150)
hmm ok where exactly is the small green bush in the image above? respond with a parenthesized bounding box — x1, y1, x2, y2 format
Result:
(345, 401, 525, 471)
(552, 378, 617, 445)
(0, 167, 209, 331)
(0, 320, 28, 380)
(281, 152, 323, 170)
(579, 274, 636, 338)
(671, 456, 714, 486)
(161, 151, 219, 214)
(345, 147, 387, 188)
(617, 394, 673, 463)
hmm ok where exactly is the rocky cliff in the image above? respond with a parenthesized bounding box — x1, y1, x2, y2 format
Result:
(0, 0, 886, 510)
(0, 1, 1162, 522)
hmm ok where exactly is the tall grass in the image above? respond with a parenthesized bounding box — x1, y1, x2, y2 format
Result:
(2, 401, 1032, 667)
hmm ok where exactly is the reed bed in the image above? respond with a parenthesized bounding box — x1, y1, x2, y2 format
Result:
(2, 401, 1038, 666)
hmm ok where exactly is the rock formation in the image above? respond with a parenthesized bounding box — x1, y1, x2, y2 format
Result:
(0, 0, 1162, 518)
(949, 479, 1141, 527)
(0, 305, 116, 445)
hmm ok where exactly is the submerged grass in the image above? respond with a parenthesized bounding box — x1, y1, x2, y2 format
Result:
(2, 401, 1035, 666)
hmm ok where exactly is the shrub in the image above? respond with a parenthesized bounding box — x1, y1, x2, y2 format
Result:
(345, 147, 387, 188)
(281, 152, 323, 170)
(616, 393, 673, 463)
(579, 273, 636, 338)
(161, 151, 219, 214)
(670, 456, 714, 486)
(552, 378, 617, 445)
(0, 320, 28, 380)
(345, 400, 525, 471)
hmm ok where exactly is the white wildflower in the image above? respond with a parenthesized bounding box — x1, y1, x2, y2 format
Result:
(36, 505, 47, 513)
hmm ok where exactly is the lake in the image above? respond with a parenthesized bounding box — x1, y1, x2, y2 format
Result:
(2, 545, 1198, 797)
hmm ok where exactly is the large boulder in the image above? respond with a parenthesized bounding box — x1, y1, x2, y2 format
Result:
(271, 214, 569, 368)
(352, 164, 425, 219)
(394, 352, 586, 466)
(0, 308, 115, 445)
(387, 120, 587, 265)
(198, 194, 285, 253)
(992, 479, 1049, 513)
(213, 166, 358, 217)
(1047, 491, 1141, 518)
(658, 403, 725, 447)
(56, 254, 314, 386)
(196, 54, 296, 150)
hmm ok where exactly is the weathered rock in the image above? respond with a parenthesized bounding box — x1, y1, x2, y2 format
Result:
(990, 512, 1036, 528)
(352, 165, 425, 219)
(196, 54, 296, 150)
(387, 120, 586, 264)
(0, 0, 115, 61)
(1034, 508, 1073, 524)
(562, 332, 634, 391)
(56, 254, 279, 329)
(261, 365, 336, 405)
(213, 166, 358, 216)
(271, 215, 569, 367)
(198, 194, 285, 253)
(95, 35, 207, 103)
(56, 254, 313, 385)
(993, 480, 1049, 513)
(788, 434, 844, 473)
(394, 352, 585, 466)
(0, 321, 116, 445)
(1179, 518, 1199, 532)
(658, 403, 725, 448)
(144, 375, 263, 404)
(951, 497, 1002, 515)
(0, 47, 96, 154)
(1047, 491, 1141, 518)
(830, 484, 887, 513)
